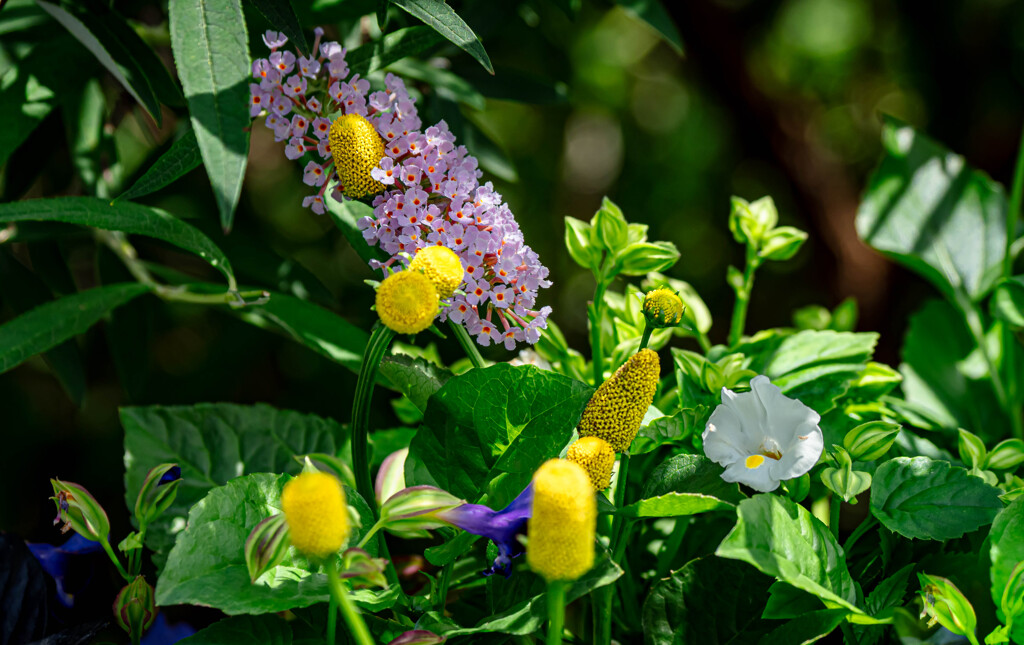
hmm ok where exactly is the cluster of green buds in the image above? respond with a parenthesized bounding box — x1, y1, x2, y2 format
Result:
(957, 428, 1024, 488)
(565, 197, 680, 279)
(917, 574, 980, 645)
(728, 195, 808, 262)
(134, 463, 182, 529)
(820, 446, 872, 504)
(113, 575, 156, 641)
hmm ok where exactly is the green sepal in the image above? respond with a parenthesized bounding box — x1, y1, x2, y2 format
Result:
(244, 513, 291, 583)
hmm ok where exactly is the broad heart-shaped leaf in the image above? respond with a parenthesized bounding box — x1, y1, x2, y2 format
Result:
(169, 0, 251, 232)
(379, 354, 452, 413)
(178, 614, 291, 645)
(116, 127, 202, 203)
(856, 117, 1007, 301)
(0, 283, 149, 374)
(404, 364, 593, 508)
(642, 556, 773, 645)
(989, 498, 1024, 616)
(716, 494, 861, 613)
(155, 473, 389, 614)
(0, 197, 236, 289)
(346, 26, 445, 77)
(642, 454, 745, 504)
(620, 493, 734, 518)
(735, 329, 878, 415)
(122, 403, 345, 561)
(244, 0, 307, 56)
(37, 1, 164, 125)
(870, 457, 1003, 541)
(391, 0, 493, 74)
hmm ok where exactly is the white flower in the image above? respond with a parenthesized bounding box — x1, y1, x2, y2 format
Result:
(702, 375, 824, 492)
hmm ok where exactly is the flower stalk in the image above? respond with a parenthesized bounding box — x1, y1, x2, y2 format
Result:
(546, 580, 567, 645)
(727, 247, 760, 347)
(351, 322, 397, 516)
(326, 557, 374, 645)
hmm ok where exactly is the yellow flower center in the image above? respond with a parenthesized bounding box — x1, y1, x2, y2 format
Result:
(281, 472, 350, 558)
(527, 459, 596, 582)
(375, 270, 439, 334)
(577, 349, 660, 452)
(745, 454, 765, 469)
(566, 437, 615, 491)
(329, 113, 386, 199)
(409, 246, 465, 299)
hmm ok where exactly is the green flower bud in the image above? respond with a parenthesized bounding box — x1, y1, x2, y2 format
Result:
(113, 575, 156, 637)
(917, 573, 978, 641)
(244, 513, 291, 583)
(51, 479, 109, 542)
(615, 241, 680, 276)
(820, 447, 871, 503)
(843, 420, 901, 462)
(758, 226, 808, 261)
(339, 547, 389, 589)
(1000, 560, 1024, 621)
(295, 453, 356, 488)
(957, 428, 987, 471)
(134, 463, 181, 528)
(729, 196, 778, 247)
(380, 485, 464, 538)
(564, 216, 601, 271)
(376, 448, 409, 507)
(986, 438, 1024, 471)
(592, 197, 628, 253)
(642, 288, 685, 329)
(387, 630, 446, 645)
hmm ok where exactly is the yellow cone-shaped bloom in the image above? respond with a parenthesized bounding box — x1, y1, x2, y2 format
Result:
(527, 459, 596, 581)
(410, 246, 464, 299)
(376, 270, 439, 334)
(642, 288, 684, 328)
(329, 114, 385, 199)
(281, 472, 350, 558)
(578, 349, 660, 452)
(566, 437, 615, 491)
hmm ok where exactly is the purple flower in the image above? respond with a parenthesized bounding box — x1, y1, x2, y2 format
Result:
(158, 465, 181, 486)
(436, 485, 533, 577)
(262, 30, 288, 49)
(27, 534, 102, 608)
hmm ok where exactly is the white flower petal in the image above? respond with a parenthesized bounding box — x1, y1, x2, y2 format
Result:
(750, 376, 821, 448)
(721, 383, 769, 438)
(721, 458, 780, 492)
(703, 405, 762, 465)
(770, 421, 824, 481)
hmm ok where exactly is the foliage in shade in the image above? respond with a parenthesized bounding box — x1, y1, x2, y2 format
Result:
(116, 128, 202, 203)
(390, 0, 493, 74)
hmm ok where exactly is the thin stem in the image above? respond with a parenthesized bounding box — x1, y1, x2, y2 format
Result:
(829, 494, 841, 540)
(1004, 125, 1024, 277)
(609, 453, 631, 553)
(100, 537, 131, 582)
(589, 279, 609, 387)
(842, 515, 877, 554)
(436, 561, 452, 612)
(727, 252, 759, 347)
(546, 580, 567, 645)
(597, 453, 632, 645)
(594, 585, 612, 645)
(638, 324, 653, 351)
(449, 319, 486, 369)
(355, 519, 384, 550)
(351, 323, 396, 516)
(655, 518, 688, 578)
(327, 558, 374, 645)
(327, 588, 337, 645)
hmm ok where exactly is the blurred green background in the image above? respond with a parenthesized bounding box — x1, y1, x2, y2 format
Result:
(3, 0, 1024, 551)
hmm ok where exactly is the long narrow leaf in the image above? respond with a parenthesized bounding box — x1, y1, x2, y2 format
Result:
(391, 0, 493, 74)
(347, 26, 445, 77)
(116, 128, 202, 202)
(0, 197, 236, 289)
(169, 0, 252, 232)
(245, 0, 308, 56)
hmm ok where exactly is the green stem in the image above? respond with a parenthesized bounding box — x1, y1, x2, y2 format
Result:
(546, 581, 567, 645)
(597, 453, 632, 645)
(696, 332, 712, 354)
(655, 518, 688, 578)
(727, 252, 759, 347)
(960, 298, 1023, 439)
(609, 453, 631, 553)
(589, 279, 610, 387)
(842, 515, 877, 554)
(1004, 125, 1024, 277)
(327, 558, 374, 645)
(449, 319, 486, 369)
(100, 537, 131, 582)
(351, 323, 396, 517)
(594, 585, 612, 645)
(355, 519, 384, 550)
(829, 494, 841, 540)
(638, 323, 654, 351)
(436, 561, 452, 612)
(327, 588, 337, 645)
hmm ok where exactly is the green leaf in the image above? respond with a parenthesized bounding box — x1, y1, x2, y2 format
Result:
(122, 403, 346, 561)
(614, 0, 682, 54)
(155, 473, 388, 614)
(866, 563, 914, 616)
(990, 276, 1024, 328)
(326, 195, 388, 267)
(757, 609, 850, 645)
(346, 26, 445, 77)
(0, 197, 236, 289)
(870, 456, 1004, 541)
(620, 493, 733, 518)
(390, 0, 493, 74)
(736, 329, 878, 415)
(116, 128, 202, 202)
(716, 494, 861, 612)
(641, 453, 744, 504)
(169, 0, 251, 232)
(178, 615, 292, 645)
(0, 283, 149, 375)
(245, 0, 307, 55)
(378, 355, 451, 413)
(36, 1, 164, 125)
(630, 411, 700, 455)
(387, 59, 485, 111)
(405, 363, 593, 507)
(856, 117, 1007, 301)
(989, 498, 1024, 618)
(642, 556, 773, 645)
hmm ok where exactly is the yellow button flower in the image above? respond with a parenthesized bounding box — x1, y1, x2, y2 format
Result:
(329, 114, 386, 199)
(281, 472, 350, 559)
(578, 349, 660, 452)
(566, 437, 615, 491)
(526, 459, 596, 582)
(642, 288, 684, 328)
(375, 270, 439, 334)
(410, 246, 464, 299)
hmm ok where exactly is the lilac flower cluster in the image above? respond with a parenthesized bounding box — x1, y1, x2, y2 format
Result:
(249, 29, 420, 214)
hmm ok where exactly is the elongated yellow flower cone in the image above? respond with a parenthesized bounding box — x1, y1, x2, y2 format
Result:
(376, 270, 439, 334)
(527, 459, 596, 581)
(281, 472, 350, 558)
(578, 349, 660, 452)
(566, 437, 615, 491)
(329, 113, 385, 199)
(410, 246, 464, 299)
(642, 288, 684, 328)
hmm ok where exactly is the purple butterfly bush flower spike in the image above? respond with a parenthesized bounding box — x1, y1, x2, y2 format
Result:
(436, 484, 533, 578)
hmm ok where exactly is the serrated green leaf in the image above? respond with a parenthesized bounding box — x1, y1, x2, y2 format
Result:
(245, 0, 307, 55)
(122, 403, 348, 562)
(169, 0, 251, 232)
(716, 494, 861, 613)
(0, 197, 236, 289)
(154, 473, 387, 614)
(870, 457, 1004, 541)
(378, 354, 451, 412)
(405, 363, 593, 507)
(116, 128, 202, 202)
(178, 614, 292, 645)
(0, 283, 149, 374)
(866, 563, 914, 616)
(346, 25, 445, 77)
(391, 0, 493, 74)
(641, 453, 744, 503)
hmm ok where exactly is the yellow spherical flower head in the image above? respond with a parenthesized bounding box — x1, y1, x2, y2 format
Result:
(409, 246, 464, 299)
(376, 270, 439, 334)
(329, 113, 386, 199)
(642, 288, 684, 329)
(281, 472, 350, 559)
(578, 349, 660, 452)
(566, 437, 615, 491)
(527, 459, 596, 582)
